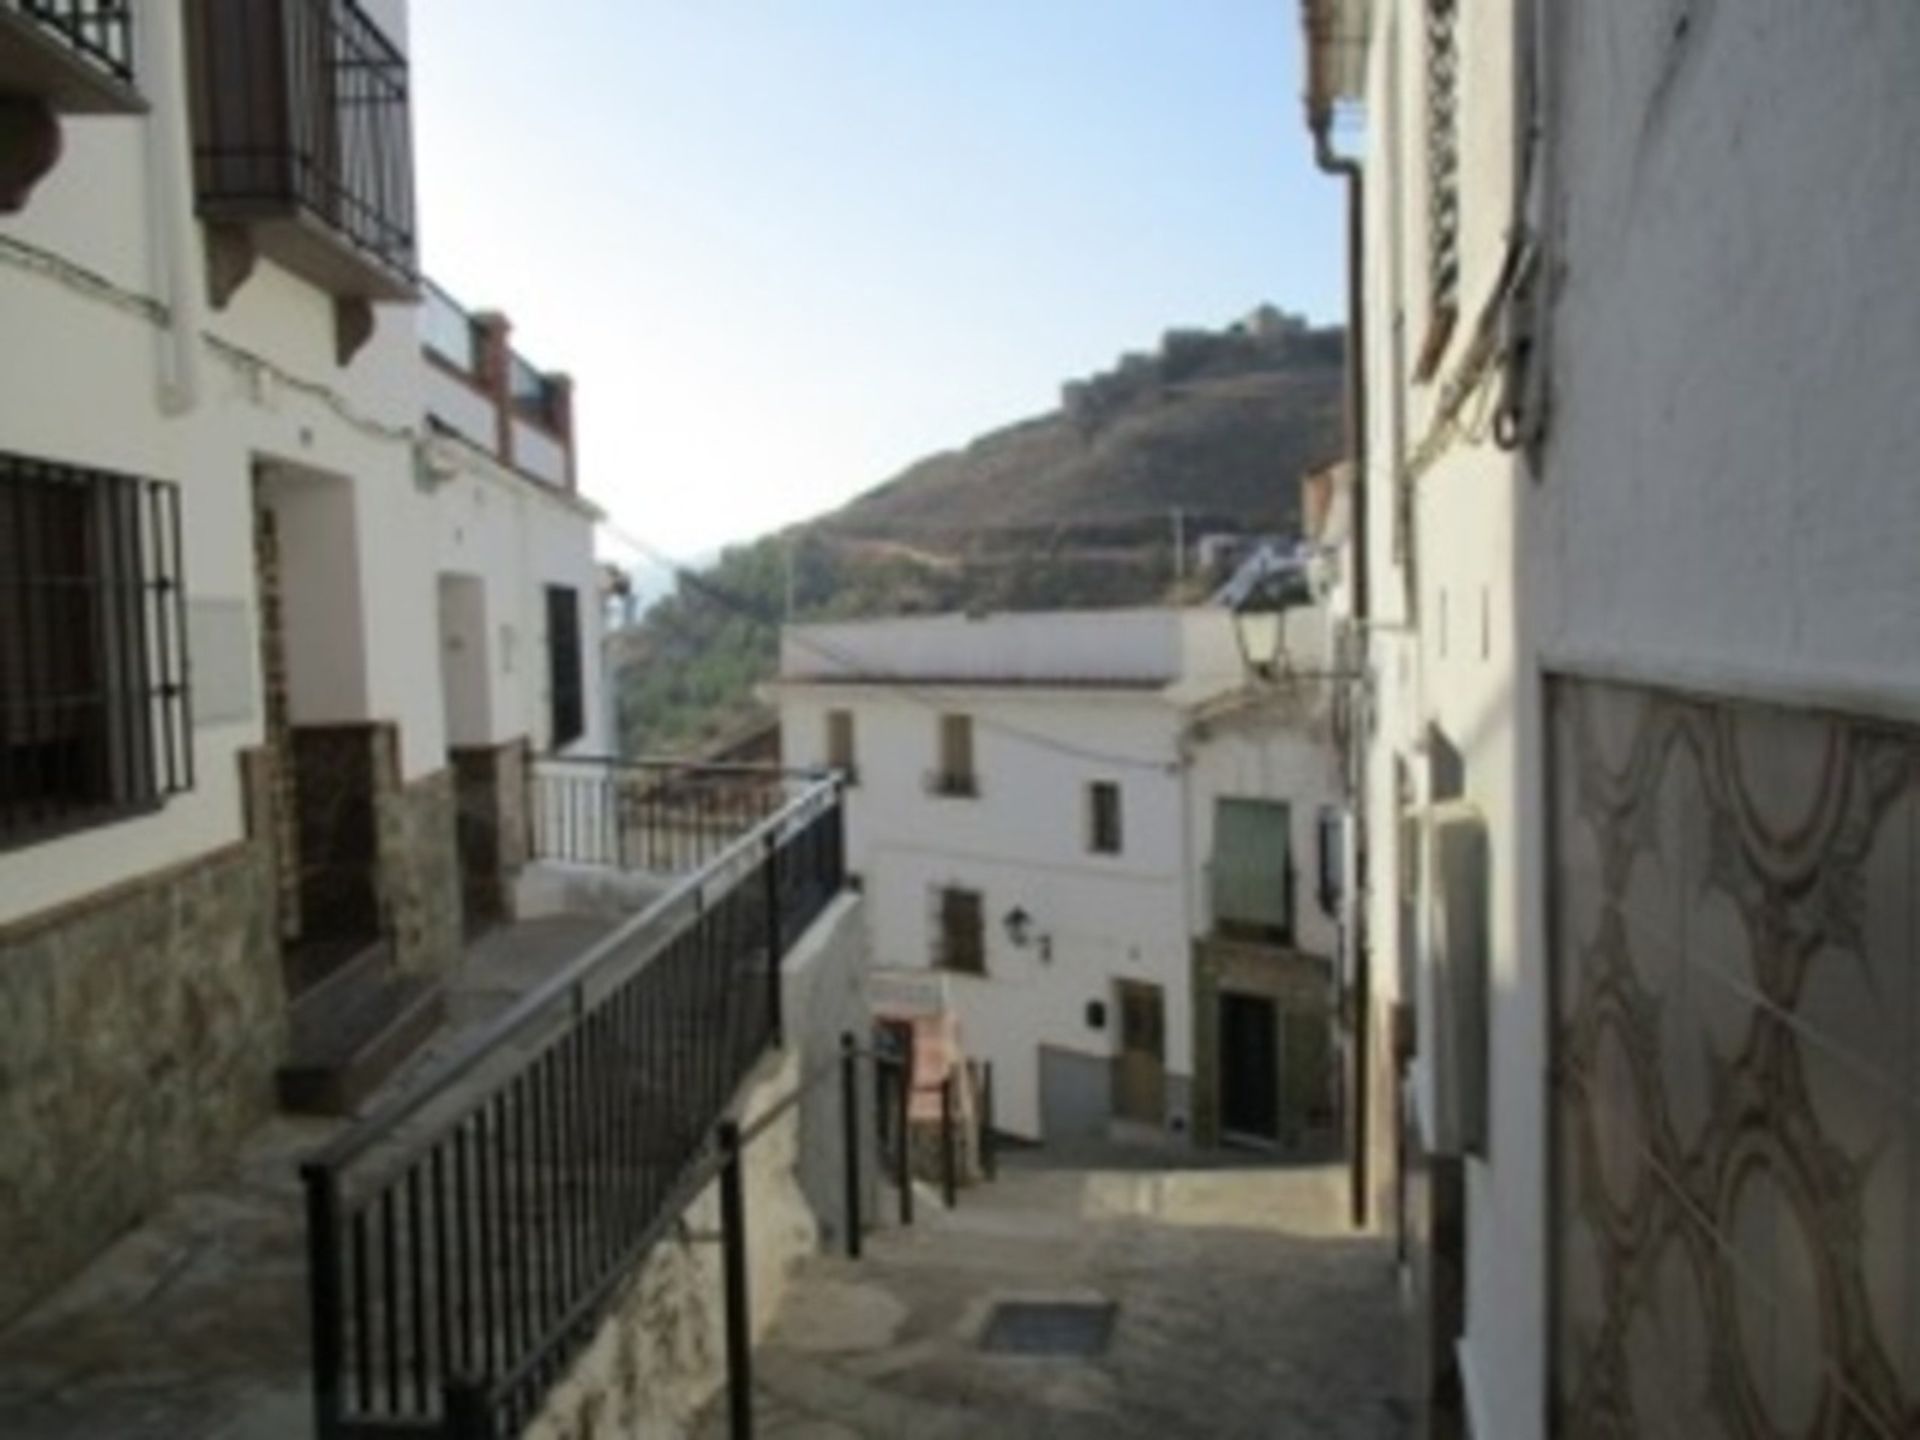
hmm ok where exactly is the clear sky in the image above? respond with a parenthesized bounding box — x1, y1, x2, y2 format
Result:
(410, 2, 1340, 562)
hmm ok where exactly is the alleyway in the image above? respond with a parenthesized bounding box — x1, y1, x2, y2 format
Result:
(703, 1144, 1409, 1440)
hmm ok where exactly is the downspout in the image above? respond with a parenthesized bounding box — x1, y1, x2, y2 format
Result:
(1308, 82, 1371, 1230)
(139, 0, 204, 415)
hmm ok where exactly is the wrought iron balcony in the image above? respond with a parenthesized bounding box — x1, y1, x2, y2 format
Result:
(187, 0, 416, 315)
(0, 0, 140, 112)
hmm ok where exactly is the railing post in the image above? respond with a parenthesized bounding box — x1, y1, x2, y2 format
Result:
(301, 1163, 345, 1440)
(896, 1032, 915, 1226)
(840, 1032, 862, 1259)
(763, 832, 783, 1047)
(940, 1071, 958, 1211)
(982, 1061, 998, 1182)
(718, 1120, 754, 1440)
(443, 1376, 496, 1440)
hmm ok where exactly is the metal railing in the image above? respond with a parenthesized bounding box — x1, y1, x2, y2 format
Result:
(528, 756, 812, 875)
(300, 775, 845, 1439)
(191, 0, 416, 284)
(5, 0, 134, 84)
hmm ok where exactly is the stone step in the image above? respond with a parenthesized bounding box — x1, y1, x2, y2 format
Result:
(277, 956, 446, 1117)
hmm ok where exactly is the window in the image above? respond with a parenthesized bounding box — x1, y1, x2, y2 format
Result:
(1317, 806, 1344, 916)
(1211, 798, 1295, 945)
(1088, 780, 1123, 855)
(1, 455, 191, 847)
(1415, 0, 1461, 380)
(929, 712, 976, 797)
(544, 584, 583, 748)
(933, 886, 985, 975)
(826, 708, 856, 783)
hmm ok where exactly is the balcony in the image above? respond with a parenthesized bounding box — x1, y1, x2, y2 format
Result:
(422, 281, 576, 489)
(186, 0, 416, 350)
(0, 0, 140, 112)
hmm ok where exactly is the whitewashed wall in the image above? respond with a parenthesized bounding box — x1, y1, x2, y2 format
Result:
(1357, 2, 1544, 1434)
(0, 1, 428, 921)
(428, 443, 606, 757)
(781, 684, 1192, 1139)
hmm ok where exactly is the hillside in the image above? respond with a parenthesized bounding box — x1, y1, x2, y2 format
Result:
(614, 306, 1344, 755)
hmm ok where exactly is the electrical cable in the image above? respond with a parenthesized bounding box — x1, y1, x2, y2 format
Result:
(601, 521, 1210, 775)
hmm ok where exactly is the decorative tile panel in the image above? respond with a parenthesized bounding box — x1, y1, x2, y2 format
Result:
(1548, 677, 1916, 1439)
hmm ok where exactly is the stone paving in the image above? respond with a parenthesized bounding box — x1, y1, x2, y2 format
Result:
(0, 915, 616, 1440)
(701, 1142, 1410, 1440)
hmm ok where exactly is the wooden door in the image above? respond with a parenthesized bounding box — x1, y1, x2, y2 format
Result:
(1114, 980, 1166, 1124)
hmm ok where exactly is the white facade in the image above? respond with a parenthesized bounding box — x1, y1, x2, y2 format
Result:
(778, 608, 1339, 1143)
(1307, 1, 1920, 1435)
(0, 1, 605, 933)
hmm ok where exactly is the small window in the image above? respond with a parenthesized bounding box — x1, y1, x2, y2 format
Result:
(1, 455, 193, 848)
(826, 708, 856, 783)
(544, 584, 583, 748)
(1415, 0, 1461, 380)
(1088, 780, 1123, 855)
(929, 713, 977, 797)
(1317, 806, 1344, 916)
(933, 886, 985, 975)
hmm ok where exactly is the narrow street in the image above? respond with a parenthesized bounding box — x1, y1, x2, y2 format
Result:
(705, 1144, 1409, 1440)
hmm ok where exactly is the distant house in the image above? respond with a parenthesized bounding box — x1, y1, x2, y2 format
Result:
(776, 607, 1343, 1150)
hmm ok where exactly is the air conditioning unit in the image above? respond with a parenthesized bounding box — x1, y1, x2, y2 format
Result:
(1425, 801, 1488, 1157)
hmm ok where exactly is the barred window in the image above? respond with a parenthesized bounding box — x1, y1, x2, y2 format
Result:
(1, 455, 192, 848)
(545, 584, 583, 749)
(933, 885, 985, 976)
(1417, 0, 1461, 380)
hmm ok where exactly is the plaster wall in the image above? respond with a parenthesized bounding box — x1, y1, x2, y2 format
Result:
(1356, 2, 1543, 1433)
(427, 446, 606, 756)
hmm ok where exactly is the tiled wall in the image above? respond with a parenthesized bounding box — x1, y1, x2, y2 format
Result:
(1549, 677, 1916, 1437)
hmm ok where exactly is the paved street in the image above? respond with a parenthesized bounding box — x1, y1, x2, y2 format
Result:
(703, 1144, 1410, 1440)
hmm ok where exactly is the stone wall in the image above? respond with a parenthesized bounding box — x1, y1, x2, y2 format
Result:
(378, 749, 461, 978)
(0, 823, 285, 1327)
(450, 739, 529, 935)
(1189, 937, 1335, 1150)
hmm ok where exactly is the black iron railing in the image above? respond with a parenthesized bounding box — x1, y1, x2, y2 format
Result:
(301, 775, 844, 1438)
(6, 0, 134, 83)
(190, 0, 416, 286)
(529, 756, 809, 875)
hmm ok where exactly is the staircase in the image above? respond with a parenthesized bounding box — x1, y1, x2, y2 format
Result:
(276, 940, 445, 1115)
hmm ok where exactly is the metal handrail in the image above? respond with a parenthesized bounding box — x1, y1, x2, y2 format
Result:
(310, 775, 839, 1175)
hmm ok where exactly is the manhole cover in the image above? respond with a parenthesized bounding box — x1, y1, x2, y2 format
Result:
(978, 1300, 1117, 1357)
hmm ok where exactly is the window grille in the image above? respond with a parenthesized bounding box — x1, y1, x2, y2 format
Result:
(1, 453, 192, 847)
(1418, 0, 1461, 378)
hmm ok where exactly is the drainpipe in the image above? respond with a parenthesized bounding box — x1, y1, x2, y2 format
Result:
(1308, 87, 1371, 1232)
(140, 0, 204, 415)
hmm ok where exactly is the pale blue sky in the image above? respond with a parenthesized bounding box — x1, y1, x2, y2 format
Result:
(411, 2, 1339, 558)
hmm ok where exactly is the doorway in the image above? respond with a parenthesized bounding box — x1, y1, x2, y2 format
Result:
(1114, 980, 1166, 1125)
(1219, 991, 1279, 1144)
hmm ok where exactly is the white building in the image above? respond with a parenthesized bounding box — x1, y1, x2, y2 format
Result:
(1301, 1, 1920, 1435)
(777, 607, 1343, 1149)
(0, 0, 604, 1330)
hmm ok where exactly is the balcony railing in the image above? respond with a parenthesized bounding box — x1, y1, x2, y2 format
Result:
(189, 0, 416, 299)
(528, 756, 819, 875)
(0, 0, 140, 111)
(420, 281, 478, 374)
(301, 771, 845, 1438)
